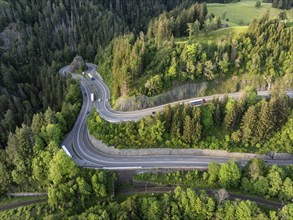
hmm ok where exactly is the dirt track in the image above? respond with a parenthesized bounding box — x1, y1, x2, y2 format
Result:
(118, 186, 282, 209)
(0, 198, 47, 212)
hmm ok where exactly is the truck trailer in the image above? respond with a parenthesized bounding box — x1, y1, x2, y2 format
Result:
(189, 99, 206, 106)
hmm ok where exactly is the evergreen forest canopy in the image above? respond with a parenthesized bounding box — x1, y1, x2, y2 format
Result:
(0, 0, 292, 218)
(0, 0, 201, 149)
(1, 159, 293, 218)
(98, 10, 292, 100)
(135, 159, 293, 202)
(0, 0, 292, 149)
(88, 88, 293, 153)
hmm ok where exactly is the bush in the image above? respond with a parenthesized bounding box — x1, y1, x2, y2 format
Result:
(255, 1, 261, 8)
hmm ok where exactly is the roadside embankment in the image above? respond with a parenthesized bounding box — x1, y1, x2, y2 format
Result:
(88, 130, 293, 160)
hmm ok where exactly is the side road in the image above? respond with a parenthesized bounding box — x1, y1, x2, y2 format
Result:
(0, 197, 47, 212)
(118, 186, 282, 210)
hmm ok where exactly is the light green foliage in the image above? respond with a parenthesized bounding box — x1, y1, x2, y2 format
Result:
(0, 152, 11, 194)
(280, 178, 293, 202)
(208, 162, 220, 186)
(45, 124, 62, 144)
(200, 103, 215, 134)
(48, 150, 79, 185)
(218, 161, 241, 189)
(240, 106, 257, 145)
(6, 125, 33, 187)
(253, 177, 269, 196)
(32, 150, 52, 189)
(187, 20, 200, 39)
(77, 176, 92, 205)
(145, 75, 163, 96)
(223, 98, 237, 130)
(235, 200, 261, 219)
(92, 172, 107, 197)
(216, 200, 265, 220)
(183, 115, 193, 144)
(138, 116, 165, 146)
(264, 111, 293, 152)
(48, 150, 110, 210)
(279, 204, 293, 220)
(245, 158, 266, 182)
(267, 165, 285, 197)
(256, 100, 274, 143)
(175, 26, 248, 45)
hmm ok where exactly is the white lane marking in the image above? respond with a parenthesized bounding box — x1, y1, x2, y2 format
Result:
(103, 167, 142, 170)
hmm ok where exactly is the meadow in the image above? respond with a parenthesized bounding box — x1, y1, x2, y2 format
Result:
(207, 0, 293, 26)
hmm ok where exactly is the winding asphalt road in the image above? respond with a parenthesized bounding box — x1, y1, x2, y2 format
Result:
(60, 63, 293, 169)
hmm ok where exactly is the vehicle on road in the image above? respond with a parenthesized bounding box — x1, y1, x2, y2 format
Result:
(189, 99, 206, 106)
(91, 93, 94, 102)
(98, 98, 101, 102)
(61, 145, 72, 158)
(88, 73, 94, 80)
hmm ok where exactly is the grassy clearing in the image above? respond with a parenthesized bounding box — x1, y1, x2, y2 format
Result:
(175, 26, 248, 44)
(196, 26, 248, 42)
(207, 0, 293, 26)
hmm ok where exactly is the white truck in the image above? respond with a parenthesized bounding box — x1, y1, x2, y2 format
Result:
(61, 145, 72, 158)
(91, 93, 94, 102)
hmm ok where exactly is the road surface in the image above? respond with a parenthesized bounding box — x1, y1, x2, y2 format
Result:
(59, 63, 293, 169)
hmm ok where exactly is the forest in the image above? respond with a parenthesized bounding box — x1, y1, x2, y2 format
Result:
(135, 159, 293, 202)
(0, 76, 115, 213)
(0, 0, 194, 149)
(88, 87, 293, 153)
(0, 0, 293, 218)
(1, 0, 292, 151)
(1, 186, 293, 219)
(1, 159, 293, 218)
(98, 10, 292, 100)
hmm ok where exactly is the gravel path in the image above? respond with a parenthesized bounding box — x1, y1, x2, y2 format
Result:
(118, 186, 282, 209)
(0, 198, 47, 212)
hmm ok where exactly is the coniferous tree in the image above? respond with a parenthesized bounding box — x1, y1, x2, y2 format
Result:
(183, 115, 193, 144)
(256, 100, 274, 143)
(171, 108, 182, 139)
(223, 98, 237, 131)
(240, 106, 258, 145)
